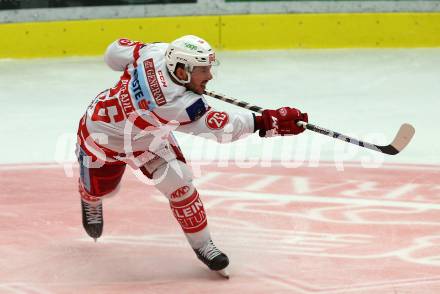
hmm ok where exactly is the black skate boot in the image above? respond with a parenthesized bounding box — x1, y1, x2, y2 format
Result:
(194, 239, 230, 278)
(81, 198, 103, 241)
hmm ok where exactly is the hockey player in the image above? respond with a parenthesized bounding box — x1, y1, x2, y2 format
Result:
(76, 35, 308, 278)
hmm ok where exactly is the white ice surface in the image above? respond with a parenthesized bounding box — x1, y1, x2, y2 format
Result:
(0, 48, 439, 166)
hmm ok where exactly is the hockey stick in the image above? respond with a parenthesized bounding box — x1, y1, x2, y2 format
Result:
(203, 90, 415, 155)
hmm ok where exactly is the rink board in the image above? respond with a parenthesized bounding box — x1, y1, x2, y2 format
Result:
(1, 162, 440, 293)
(1, 12, 440, 58)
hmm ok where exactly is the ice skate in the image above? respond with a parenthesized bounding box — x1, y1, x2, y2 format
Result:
(81, 198, 103, 241)
(216, 269, 230, 279)
(194, 239, 230, 279)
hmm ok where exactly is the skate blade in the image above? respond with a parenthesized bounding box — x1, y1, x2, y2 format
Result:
(216, 269, 229, 279)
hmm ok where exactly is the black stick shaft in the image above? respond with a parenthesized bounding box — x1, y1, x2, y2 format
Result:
(302, 122, 381, 153)
(204, 91, 264, 114)
(203, 90, 397, 155)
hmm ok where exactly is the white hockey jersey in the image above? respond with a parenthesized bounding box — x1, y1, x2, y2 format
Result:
(77, 38, 255, 168)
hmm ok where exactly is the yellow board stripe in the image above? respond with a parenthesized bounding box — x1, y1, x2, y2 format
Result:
(220, 13, 440, 49)
(1, 13, 440, 58)
(0, 16, 220, 58)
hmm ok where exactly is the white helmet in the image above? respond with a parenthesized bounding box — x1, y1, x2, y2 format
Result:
(165, 35, 217, 84)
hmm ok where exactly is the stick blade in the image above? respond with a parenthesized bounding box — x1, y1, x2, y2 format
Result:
(379, 123, 415, 155)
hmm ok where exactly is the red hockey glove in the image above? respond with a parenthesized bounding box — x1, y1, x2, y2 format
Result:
(255, 107, 308, 137)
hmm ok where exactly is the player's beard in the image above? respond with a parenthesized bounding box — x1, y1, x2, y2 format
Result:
(188, 81, 207, 95)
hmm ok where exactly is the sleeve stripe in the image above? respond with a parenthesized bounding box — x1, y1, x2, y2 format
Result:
(151, 111, 192, 126)
(132, 43, 145, 67)
(151, 106, 212, 126)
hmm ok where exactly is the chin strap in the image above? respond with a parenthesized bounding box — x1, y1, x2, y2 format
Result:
(170, 71, 190, 84)
(169, 64, 192, 84)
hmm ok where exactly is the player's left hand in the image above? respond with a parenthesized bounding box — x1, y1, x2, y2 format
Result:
(256, 107, 308, 137)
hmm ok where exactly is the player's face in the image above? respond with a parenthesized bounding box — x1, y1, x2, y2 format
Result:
(188, 66, 213, 94)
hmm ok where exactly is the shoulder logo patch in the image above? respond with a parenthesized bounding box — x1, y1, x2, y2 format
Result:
(206, 111, 229, 130)
(118, 38, 137, 46)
